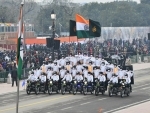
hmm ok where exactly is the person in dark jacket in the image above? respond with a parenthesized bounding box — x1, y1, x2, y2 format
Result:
(11, 66, 17, 87)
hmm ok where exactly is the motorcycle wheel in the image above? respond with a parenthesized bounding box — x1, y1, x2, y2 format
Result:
(26, 88, 30, 95)
(83, 87, 87, 95)
(109, 89, 112, 97)
(35, 87, 39, 95)
(121, 90, 124, 98)
(73, 87, 77, 95)
(101, 90, 105, 95)
(95, 88, 99, 96)
(61, 87, 65, 95)
(48, 87, 52, 95)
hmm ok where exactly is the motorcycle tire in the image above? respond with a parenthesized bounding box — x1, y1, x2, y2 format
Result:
(61, 87, 65, 95)
(109, 89, 112, 97)
(48, 87, 52, 95)
(121, 90, 124, 98)
(73, 87, 77, 95)
(26, 88, 30, 95)
(35, 87, 39, 95)
(95, 88, 99, 96)
(83, 87, 87, 95)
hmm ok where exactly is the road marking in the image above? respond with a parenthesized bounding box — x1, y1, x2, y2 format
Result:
(80, 102, 91, 105)
(133, 83, 150, 89)
(61, 106, 72, 110)
(141, 86, 150, 90)
(103, 98, 150, 113)
(98, 98, 107, 101)
(0, 95, 72, 112)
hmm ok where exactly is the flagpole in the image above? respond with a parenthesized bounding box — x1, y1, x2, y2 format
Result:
(16, 2, 24, 113)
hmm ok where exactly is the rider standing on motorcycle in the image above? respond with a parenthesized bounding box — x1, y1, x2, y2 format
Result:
(53, 62, 60, 73)
(71, 66, 77, 79)
(51, 72, 59, 82)
(83, 66, 88, 79)
(76, 61, 84, 73)
(47, 67, 53, 80)
(59, 55, 67, 67)
(65, 61, 72, 73)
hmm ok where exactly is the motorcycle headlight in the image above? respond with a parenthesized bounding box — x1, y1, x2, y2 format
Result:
(122, 83, 125, 86)
(74, 81, 77, 84)
(84, 81, 87, 85)
(50, 81, 52, 84)
(63, 81, 66, 84)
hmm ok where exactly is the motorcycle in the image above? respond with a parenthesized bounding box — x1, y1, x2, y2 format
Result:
(120, 80, 131, 98)
(72, 80, 83, 95)
(48, 80, 59, 95)
(108, 82, 120, 97)
(95, 79, 105, 96)
(39, 80, 46, 94)
(26, 80, 40, 95)
(61, 80, 72, 95)
(83, 80, 93, 95)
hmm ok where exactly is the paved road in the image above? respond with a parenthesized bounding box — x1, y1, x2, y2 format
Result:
(0, 69, 150, 113)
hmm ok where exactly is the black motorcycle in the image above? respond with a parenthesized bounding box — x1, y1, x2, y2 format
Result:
(26, 80, 40, 95)
(47, 80, 59, 95)
(39, 80, 47, 94)
(72, 80, 83, 95)
(83, 80, 93, 95)
(108, 81, 120, 97)
(120, 80, 131, 98)
(61, 80, 72, 95)
(95, 79, 105, 96)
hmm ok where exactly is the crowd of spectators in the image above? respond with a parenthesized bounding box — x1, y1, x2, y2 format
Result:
(0, 37, 149, 73)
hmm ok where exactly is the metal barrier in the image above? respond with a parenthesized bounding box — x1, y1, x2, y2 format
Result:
(0, 67, 34, 83)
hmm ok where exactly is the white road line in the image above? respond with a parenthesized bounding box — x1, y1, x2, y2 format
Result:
(141, 86, 150, 90)
(61, 106, 72, 110)
(133, 83, 150, 89)
(103, 98, 150, 113)
(98, 98, 107, 101)
(80, 102, 91, 105)
(2, 99, 14, 102)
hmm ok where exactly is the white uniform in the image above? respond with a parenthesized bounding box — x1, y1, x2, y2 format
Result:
(40, 75, 46, 83)
(71, 68, 77, 78)
(28, 74, 37, 81)
(86, 74, 93, 82)
(83, 56, 89, 65)
(100, 65, 106, 73)
(76, 65, 84, 73)
(95, 59, 101, 66)
(53, 65, 60, 72)
(47, 70, 53, 80)
(93, 69, 100, 78)
(36, 69, 42, 78)
(98, 75, 106, 82)
(106, 71, 113, 80)
(70, 57, 78, 66)
(118, 70, 126, 79)
(60, 69, 66, 78)
(123, 76, 131, 84)
(51, 74, 59, 81)
(75, 75, 83, 81)
(59, 58, 66, 66)
(62, 73, 72, 82)
(83, 69, 88, 78)
(110, 76, 118, 83)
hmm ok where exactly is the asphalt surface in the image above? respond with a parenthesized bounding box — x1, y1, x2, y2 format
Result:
(0, 69, 150, 113)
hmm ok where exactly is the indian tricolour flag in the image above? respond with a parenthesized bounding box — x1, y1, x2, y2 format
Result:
(16, 5, 24, 79)
(76, 14, 89, 38)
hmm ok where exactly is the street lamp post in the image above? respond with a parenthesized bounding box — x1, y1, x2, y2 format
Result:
(51, 10, 56, 61)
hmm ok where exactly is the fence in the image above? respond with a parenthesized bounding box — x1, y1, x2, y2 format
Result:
(0, 67, 34, 83)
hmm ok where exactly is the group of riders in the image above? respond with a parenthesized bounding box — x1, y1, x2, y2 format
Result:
(26, 53, 134, 97)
